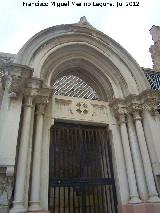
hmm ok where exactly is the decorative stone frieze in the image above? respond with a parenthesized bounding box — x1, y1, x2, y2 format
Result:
(53, 95, 108, 124)
(3, 64, 33, 98)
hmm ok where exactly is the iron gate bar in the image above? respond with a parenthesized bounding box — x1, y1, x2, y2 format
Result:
(49, 122, 118, 213)
(50, 178, 113, 186)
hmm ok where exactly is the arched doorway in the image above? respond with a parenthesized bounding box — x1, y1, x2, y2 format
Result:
(7, 18, 160, 213)
(49, 122, 117, 213)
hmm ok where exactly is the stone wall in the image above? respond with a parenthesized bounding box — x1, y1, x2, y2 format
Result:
(0, 167, 14, 213)
(0, 53, 16, 108)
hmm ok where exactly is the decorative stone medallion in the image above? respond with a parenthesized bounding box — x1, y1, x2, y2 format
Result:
(76, 102, 89, 115)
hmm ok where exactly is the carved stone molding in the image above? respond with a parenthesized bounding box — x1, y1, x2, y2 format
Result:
(3, 63, 33, 98)
(53, 95, 108, 124)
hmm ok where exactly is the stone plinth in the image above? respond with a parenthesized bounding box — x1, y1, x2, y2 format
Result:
(119, 203, 160, 213)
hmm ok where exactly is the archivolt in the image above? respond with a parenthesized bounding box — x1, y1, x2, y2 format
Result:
(14, 22, 150, 100)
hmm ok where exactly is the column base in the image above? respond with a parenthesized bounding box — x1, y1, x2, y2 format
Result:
(147, 195, 160, 202)
(0, 206, 8, 213)
(119, 202, 160, 213)
(9, 202, 27, 213)
(28, 202, 41, 212)
(128, 196, 142, 204)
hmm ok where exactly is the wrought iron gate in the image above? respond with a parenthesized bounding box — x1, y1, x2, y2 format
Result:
(49, 123, 117, 213)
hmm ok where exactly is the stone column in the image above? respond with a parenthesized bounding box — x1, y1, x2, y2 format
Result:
(132, 106, 160, 202)
(141, 90, 160, 177)
(112, 103, 141, 204)
(10, 96, 33, 213)
(127, 114, 148, 201)
(28, 103, 45, 211)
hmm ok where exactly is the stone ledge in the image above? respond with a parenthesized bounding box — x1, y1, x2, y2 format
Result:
(119, 202, 160, 213)
(27, 211, 50, 213)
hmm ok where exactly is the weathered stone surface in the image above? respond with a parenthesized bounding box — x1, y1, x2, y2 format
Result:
(0, 169, 13, 213)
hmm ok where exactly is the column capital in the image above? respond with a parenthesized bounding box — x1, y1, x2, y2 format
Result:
(140, 90, 160, 116)
(109, 98, 127, 124)
(127, 103, 142, 120)
(24, 78, 53, 107)
(23, 96, 33, 108)
(34, 87, 53, 115)
(35, 87, 53, 104)
(128, 103, 142, 120)
(36, 103, 46, 115)
(125, 95, 142, 120)
(3, 63, 33, 98)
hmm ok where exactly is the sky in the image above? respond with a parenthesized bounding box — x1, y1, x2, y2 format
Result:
(0, 0, 160, 68)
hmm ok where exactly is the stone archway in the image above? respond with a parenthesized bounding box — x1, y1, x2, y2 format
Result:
(1, 18, 160, 213)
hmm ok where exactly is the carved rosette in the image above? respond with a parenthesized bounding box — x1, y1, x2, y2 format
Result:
(75, 102, 89, 115)
(3, 64, 33, 98)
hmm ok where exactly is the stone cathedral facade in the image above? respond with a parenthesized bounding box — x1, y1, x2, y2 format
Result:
(0, 18, 160, 213)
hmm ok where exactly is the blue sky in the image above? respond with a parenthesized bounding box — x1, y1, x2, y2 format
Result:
(0, 0, 160, 68)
